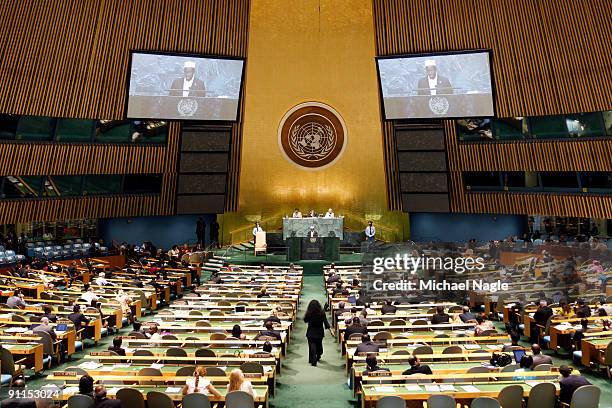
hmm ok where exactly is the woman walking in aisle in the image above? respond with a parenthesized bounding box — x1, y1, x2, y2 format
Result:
(304, 299, 335, 366)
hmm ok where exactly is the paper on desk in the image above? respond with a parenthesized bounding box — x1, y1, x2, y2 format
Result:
(79, 361, 102, 369)
(150, 363, 164, 369)
(3, 344, 15, 349)
(263, 365, 272, 372)
(165, 387, 182, 393)
(486, 345, 499, 350)
(424, 384, 440, 392)
(554, 324, 572, 330)
(405, 384, 421, 391)
(461, 385, 480, 392)
(463, 344, 481, 350)
(525, 381, 541, 388)
(440, 385, 456, 391)
(375, 386, 395, 393)
(64, 386, 80, 395)
(107, 388, 121, 395)
(113, 363, 132, 368)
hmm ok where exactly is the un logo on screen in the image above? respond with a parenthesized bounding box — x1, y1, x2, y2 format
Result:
(428, 96, 450, 115)
(278, 102, 347, 170)
(177, 98, 198, 117)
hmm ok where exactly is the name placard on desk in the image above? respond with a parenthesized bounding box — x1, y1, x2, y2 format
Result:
(243, 373, 262, 379)
(90, 351, 112, 356)
(53, 371, 79, 377)
(368, 371, 392, 377)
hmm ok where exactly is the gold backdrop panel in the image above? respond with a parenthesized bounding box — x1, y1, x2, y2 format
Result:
(237, 0, 389, 231)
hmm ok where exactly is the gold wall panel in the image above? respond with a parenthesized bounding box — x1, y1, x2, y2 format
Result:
(233, 0, 399, 234)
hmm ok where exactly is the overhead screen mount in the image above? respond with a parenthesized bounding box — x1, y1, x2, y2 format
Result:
(125, 50, 245, 122)
(376, 49, 496, 120)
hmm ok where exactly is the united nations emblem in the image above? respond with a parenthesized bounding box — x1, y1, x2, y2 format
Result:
(278, 102, 347, 169)
(428, 96, 450, 115)
(177, 98, 198, 117)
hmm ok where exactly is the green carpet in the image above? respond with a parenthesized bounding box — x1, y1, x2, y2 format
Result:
(270, 275, 356, 407)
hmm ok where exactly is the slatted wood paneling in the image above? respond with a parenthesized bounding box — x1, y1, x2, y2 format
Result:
(373, 0, 612, 217)
(0, 0, 250, 222)
(372, 0, 612, 118)
(381, 121, 403, 210)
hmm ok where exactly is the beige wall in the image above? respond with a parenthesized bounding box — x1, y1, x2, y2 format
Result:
(230, 0, 394, 240)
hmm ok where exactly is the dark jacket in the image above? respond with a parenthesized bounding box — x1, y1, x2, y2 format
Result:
(459, 311, 476, 322)
(381, 304, 397, 315)
(417, 75, 453, 95)
(67, 312, 91, 330)
(304, 312, 330, 340)
(107, 346, 126, 356)
(345, 324, 368, 338)
(533, 306, 554, 326)
(169, 77, 206, 97)
(256, 329, 281, 340)
(0, 399, 37, 408)
(431, 313, 450, 324)
(355, 341, 380, 355)
(95, 397, 123, 408)
(560, 375, 591, 404)
(326, 274, 341, 284)
(403, 364, 433, 375)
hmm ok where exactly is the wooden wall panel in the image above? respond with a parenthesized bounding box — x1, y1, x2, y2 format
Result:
(372, 0, 612, 118)
(373, 0, 612, 217)
(0, 0, 250, 119)
(445, 124, 612, 219)
(0, 0, 250, 222)
(382, 121, 403, 210)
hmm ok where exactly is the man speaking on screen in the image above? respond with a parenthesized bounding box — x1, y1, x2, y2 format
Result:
(417, 59, 453, 96)
(169, 61, 206, 97)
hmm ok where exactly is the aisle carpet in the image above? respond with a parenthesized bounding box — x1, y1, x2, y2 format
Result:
(270, 275, 356, 407)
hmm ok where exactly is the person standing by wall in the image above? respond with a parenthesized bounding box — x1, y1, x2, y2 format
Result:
(196, 217, 206, 246)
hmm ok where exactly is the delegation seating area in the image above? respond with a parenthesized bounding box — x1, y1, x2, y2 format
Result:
(323, 247, 611, 408)
(0, 255, 302, 408)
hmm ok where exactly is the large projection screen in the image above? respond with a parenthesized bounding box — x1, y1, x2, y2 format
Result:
(126, 52, 244, 121)
(377, 50, 495, 120)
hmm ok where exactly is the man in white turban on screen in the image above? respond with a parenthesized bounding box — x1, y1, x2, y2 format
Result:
(169, 60, 206, 97)
(417, 59, 453, 96)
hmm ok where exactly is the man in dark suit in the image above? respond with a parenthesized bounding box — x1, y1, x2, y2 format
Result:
(256, 321, 281, 340)
(559, 365, 591, 404)
(354, 334, 380, 355)
(68, 304, 91, 332)
(169, 61, 206, 97)
(458, 306, 476, 322)
(362, 354, 389, 375)
(107, 337, 126, 356)
(381, 300, 397, 315)
(94, 385, 122, 408)
(431, 306, 450, 324)
(402, 356, 433, 375)
(417, 59, 453, 95)
(345, 317, 368, 338)
(531, 300, 553, 343)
